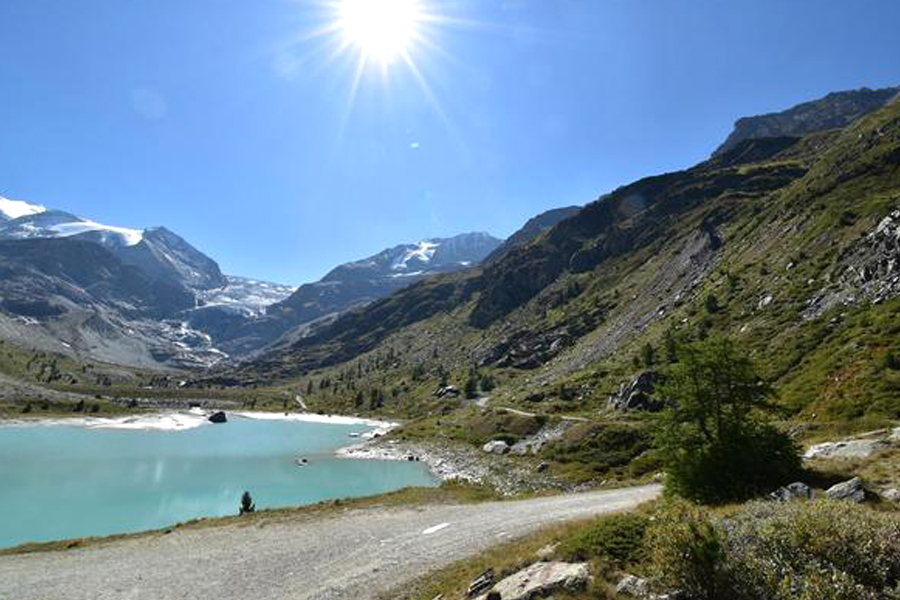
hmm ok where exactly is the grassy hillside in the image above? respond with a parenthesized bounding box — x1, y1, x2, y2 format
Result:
(194, 99, 900, 483)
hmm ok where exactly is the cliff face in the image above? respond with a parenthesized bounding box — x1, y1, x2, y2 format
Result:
(713, 86, 899, 156)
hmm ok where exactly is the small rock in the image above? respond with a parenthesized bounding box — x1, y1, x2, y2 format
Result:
(208, 411, 227, 424)
(475, 561, 589, 600)
(435, 385, 461, 398)
(826, 477, 866, 503)
(882, 488, 900, 502)
(482, 440, 510, 455)
(467, 569, 494, 598)
(616, 574, 650, 597)
(769, 481, 812, 502)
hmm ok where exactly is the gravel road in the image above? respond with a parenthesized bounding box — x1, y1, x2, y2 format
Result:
(0, 485, 660, 600)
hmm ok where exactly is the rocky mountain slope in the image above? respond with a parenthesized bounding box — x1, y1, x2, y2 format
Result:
(713, 85, 898, 156)
(215, 87, 900, 429)
(0, 200, 285, 369)
(0, 198, 505, 369)
(202, 232, 503, 356)
(485, 206, 581, 263)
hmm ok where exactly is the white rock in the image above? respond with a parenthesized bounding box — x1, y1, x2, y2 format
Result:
(804, 439, 889, 460)
(475, 561, 589, 600)
(882, 488, 900, 502)
(482, 440, 510, 455)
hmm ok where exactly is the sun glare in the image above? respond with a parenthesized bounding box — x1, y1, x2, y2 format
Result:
(338, 0, 421, 63)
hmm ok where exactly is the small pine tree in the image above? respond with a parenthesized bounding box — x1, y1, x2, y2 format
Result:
(655, 337, 800, 504)
(239, 491, 255, 515)
(641, 342, 656, 367)
(704, 294, 720, 314)
(664, 329, 679, 364)
(464, 373, 479, 399)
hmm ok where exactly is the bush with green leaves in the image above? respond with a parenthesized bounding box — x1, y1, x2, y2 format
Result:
(557, 512, 649, 568)
(654, 336, 800, 503)
(648, 499, 900, 600)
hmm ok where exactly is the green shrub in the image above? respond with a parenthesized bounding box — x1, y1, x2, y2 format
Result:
(543, 421, 651, 473)
(648, 502, 728, 600)
(558, 513, 649, 567)
(648, 500, 900, 600)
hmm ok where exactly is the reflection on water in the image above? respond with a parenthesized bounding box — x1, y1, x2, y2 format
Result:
(0, 416, 435, 548)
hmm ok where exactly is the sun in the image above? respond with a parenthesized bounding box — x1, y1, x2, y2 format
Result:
(337, 0, 422, 63)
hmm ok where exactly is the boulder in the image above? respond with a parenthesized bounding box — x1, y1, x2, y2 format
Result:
(435, 385, 461, 398)
(826, 477, 866, 503)
(606, 372, 665, 412)
(475, 561, 589, 600)
(769, 481, 812, 502)
(208, 411, 227, 424)
(482, 440, 510, 455)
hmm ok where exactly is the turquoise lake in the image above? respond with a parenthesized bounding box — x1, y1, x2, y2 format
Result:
(0, 415, 436, 549)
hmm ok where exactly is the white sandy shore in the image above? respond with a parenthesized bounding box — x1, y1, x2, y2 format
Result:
(0, 410, 397, 434)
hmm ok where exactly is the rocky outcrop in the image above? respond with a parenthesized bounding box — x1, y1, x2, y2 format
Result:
(805, 208, 900, 318)
(826, 477, 866, 503)
(713, 86, 899, 156)
(804, 438, 890, 460)
(474, 561, 589, 600)
(769, 482, 812, 502)
(607, 372, 666, 412)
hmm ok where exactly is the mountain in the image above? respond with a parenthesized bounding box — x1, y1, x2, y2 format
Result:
(0, 203, 227, 291)
(0, 199, 501, 367)
(713, 86, 899, 156)
(0, 198, 241, 368)
(485, 206, 582, 263)
(269, 232, 501, 322)
(214, 86, 900, 427)
(204, 232, 502, 356)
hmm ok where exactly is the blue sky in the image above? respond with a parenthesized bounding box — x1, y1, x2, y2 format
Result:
(1, 0, 897, 284)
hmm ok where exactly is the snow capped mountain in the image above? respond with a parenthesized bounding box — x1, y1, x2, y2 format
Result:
(0, 196, 46, 220)
(0, 207, 144, 247)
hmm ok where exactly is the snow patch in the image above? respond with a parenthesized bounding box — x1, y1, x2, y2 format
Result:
(0, 196, 46, 220)
(392, 241, 439, 270)
(49, 220, 144, 246)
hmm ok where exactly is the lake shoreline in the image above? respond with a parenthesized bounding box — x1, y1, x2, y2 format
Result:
(0, 409, 398, 434)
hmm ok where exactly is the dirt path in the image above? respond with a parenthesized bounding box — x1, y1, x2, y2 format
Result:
(0, 485, 660, 600)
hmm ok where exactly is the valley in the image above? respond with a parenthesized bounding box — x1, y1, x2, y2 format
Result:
(1, 83, 899, 600)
